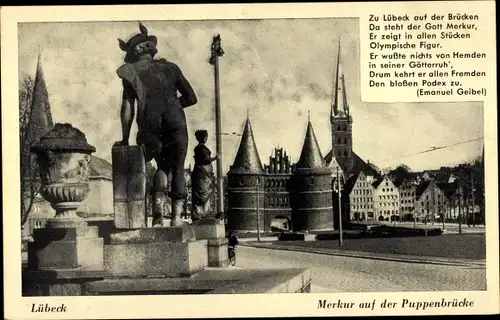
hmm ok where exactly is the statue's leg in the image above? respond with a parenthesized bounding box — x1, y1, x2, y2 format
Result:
(191, 200, 201, 223)
(168, 128, 189, 227)
(151, 163, 168, 227)
(118, 99, 135, 145)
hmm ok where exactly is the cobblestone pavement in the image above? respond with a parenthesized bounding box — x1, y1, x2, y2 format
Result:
(235, 245, 487, 293)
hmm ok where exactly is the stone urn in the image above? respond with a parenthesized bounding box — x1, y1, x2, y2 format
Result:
(31, 123, 96, 228)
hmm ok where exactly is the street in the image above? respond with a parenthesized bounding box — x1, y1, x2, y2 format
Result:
(235, 246, 486, 293)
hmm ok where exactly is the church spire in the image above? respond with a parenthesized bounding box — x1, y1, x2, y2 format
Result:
(295, 119, 326, 170)
(229, 117, 264, 174)
(331, 38, 349, 119)
(25, 53, 54, 147)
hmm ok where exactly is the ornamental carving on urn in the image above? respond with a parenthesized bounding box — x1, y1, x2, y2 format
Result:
(31, 123, 96, 225)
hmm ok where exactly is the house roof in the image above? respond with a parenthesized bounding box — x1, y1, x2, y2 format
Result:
(371, 177, 383, 189)
(90, 156, 112, 179)
(343, 173, 359, 195)
(415, 181, 432, 199)
(324, 150, 378, 178)
(392, 176, 406, 188)
(436, 182, 458, 199)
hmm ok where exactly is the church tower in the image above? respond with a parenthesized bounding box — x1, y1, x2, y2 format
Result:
(291, 119, 334, 232)
(330, 40, 353, 173)
(22, 53, 55, 236)
(226, 116, 265, 232)
(25, 53, 54, 149)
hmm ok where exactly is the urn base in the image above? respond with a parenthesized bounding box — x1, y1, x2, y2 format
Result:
(47, 203, 87, 228)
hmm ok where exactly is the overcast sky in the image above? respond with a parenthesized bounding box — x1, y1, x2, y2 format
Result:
(18, 19, 483, 173)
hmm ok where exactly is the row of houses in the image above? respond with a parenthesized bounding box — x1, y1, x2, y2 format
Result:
(343, 169, 483, 223)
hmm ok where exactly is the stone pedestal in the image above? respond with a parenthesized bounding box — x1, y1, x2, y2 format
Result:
(84, 268, 312, 295)
(23, 269, 105, 296)
(192, 219, 228, 268)
(192, 218, 226, 239)
(28, 226, 104, 270)
(112, 145, 147, 229)
(109, 225, 196, 244)
(104, 225, 207, 278)
(206, 238, 229, 267)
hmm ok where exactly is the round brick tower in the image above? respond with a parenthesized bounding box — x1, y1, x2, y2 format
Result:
(227, 117, 265, 232)
(292, 120, 334, 232)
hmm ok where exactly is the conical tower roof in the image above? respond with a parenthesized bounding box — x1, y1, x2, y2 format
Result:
(25, 53, 54, 147)
(295, 120, 329, 173)
(229, 117, 264, 175)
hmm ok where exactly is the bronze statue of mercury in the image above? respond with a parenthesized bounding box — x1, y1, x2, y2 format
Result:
(114, 23, 198, 227)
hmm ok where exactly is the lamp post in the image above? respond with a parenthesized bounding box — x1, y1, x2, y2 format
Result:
(471, 174, 476, 227)
(458, 185, 462, 234)
(209, 34, 225, 219)
(256, 182, 261, 242)
(441, 202, 445, 231)
(413, 187, 417, 228)
(336, 167, 343, 247)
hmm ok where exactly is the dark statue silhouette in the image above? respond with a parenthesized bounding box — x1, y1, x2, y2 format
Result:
(115, 22, 198, 226)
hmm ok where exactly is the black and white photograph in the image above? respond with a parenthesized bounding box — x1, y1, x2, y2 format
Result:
(2, 2, 498, 319)
(17, 17, 487, 296)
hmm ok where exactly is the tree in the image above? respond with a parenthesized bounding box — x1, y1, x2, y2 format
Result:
(396, 164, 412, 173)
(19, 75, 39, 226)
(380, 167, 393, 175)
(366, 161, 381, 176)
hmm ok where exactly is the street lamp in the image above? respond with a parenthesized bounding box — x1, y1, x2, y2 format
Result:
(458, 186, 462, 234)
(209, 34, 225, 220)
(255, 178, 261, 242)
(333, 167, 343, 247)
(470, 174, 476, 227)
(413, 188, 417, 228)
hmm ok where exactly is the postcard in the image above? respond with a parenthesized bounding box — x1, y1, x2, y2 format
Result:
(2, 2, 498, 319)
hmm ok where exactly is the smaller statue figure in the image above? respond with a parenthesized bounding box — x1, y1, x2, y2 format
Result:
(191, 130, 219, 222)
